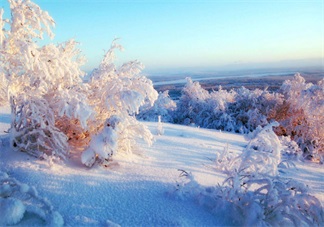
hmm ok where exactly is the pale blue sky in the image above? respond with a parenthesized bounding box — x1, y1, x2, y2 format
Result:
(1, 0, 323, 72)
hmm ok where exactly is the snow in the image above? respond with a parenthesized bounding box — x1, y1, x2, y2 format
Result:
(0, 106, 323, 226)
(0, 197, 25, 225)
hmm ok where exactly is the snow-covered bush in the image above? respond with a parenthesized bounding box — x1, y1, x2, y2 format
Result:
(81, 41, 158, 166)
(137, 90, 176, 122)
(174, 78, 282, 133)
(174, 77, 210, 125)
(279, 135, 302, 160)
(232, 122, 282, 176)
(0, 0, 158, 166)
(274, 73, 324, 161)
(10, 96, 68, 159)
(173, 74, 322, 162)
(220, 173, 323, 226)
(227, 87, 282, 133)
(174, 124, 324, 226)
(0, 0, 90, 159)
(81, 116, 120, 167)
(0, 171, 63, 226)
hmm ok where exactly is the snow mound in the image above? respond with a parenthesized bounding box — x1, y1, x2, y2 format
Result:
(0, 170, 64, 226)
(0, 197, 25, 225)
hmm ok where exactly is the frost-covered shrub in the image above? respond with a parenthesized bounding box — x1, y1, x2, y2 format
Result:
(174, 78, 232, 127)
(274, 73, 324, 161)
(174, 78, 208, 125)
(237, 122, 282, 176)
(137, 90, 176, 122)
(0, 0, 158, 165)
(221, 173, 323, 226)
(0, 0, 90, 159)
(10, 96, 68, 159)
(0, 171, 63, 226)
(227, 87, 283, 133)
(174, 124, 324, 226)
(174, 78, 282, 133)
(173, 74, 322, 162)
(279, 136, 302, 160)
(82, 41, 158, 166)
(81, 116, 120, 167)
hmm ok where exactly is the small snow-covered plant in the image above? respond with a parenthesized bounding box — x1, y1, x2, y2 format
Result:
(176, 175, 324, 226)
(233, 122, 282, 176)
(279, 135, 302, 159)
(221, 123, 323, 225)
(156, 115, 164, 135)
(218, 170, 324, 226)
(81, 116, 120, 167)
(0, 171, 63, 226)
(214, 143, 237, 173)
(137, 90, 176, 122)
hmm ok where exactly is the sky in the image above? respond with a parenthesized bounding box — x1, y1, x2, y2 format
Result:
(1, 0, 323, 73)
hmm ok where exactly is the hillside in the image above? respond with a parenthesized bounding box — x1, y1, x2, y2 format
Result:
(0, 106, 323, 226)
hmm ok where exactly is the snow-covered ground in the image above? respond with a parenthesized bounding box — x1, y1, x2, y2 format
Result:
(0, 106, 323, 226)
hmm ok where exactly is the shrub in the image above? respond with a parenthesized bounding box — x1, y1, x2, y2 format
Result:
(275, 74, 324, 161)
(0, 0, 158, 166)
(174, 124, 324, 226)
(174, 78, 282, 133)
(137, 90, 176, 123)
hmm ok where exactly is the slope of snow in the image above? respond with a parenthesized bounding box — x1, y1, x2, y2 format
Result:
(0, 106, 323, 226)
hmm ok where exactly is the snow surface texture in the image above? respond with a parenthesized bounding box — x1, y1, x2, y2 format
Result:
(0, 171, 63, 226)
(0, 106, 323, 226)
